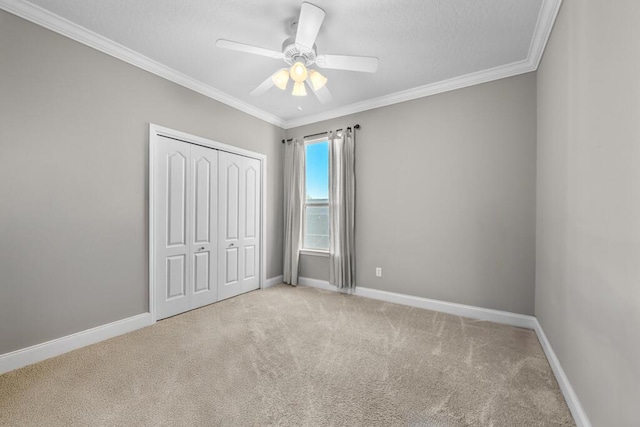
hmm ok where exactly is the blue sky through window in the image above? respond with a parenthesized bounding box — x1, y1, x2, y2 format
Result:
(305, 141, 329, 200)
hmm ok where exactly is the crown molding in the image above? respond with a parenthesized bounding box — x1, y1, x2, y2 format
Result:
(283, 0, 562, 129)
(0, 0, 286, 128)
(282, 59, 536, 129)
(528, 0, 564, 69)
(2, 0, 561, 131)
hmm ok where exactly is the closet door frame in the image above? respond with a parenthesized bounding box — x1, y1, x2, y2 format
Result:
(148, 124, 267, 322)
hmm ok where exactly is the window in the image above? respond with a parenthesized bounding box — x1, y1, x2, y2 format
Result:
(303, 139, 329, 251)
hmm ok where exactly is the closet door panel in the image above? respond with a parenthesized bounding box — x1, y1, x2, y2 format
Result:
(240, 156, 261, 293)
(225, 247, 239, 283)
(194, 157, 212, 243)
(167, 153, 187, 246)
(218, 151, 242, 300)
(155, 137, 192, 319)
(193, 252, 210, 293)
(218, 152, 261, 299)
(245, 166, 257, 238)
(166, 255, 186, 299)
(189, 145, 218, 309)
(244, 245, 256, 279)
(225, 162, 240, 240)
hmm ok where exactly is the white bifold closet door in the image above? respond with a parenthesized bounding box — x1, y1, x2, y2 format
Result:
(155, 136, 261, 320)
(218, 151, 261, 300)
(155, 137, 218, 320)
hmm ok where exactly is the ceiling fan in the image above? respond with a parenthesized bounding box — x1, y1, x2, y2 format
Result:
(215, 2, 379, 104)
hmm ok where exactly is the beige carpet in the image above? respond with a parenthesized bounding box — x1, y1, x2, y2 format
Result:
(0, 284, 574, 426)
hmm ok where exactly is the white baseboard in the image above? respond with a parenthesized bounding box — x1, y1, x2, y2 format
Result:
(0, 280, 590, 427)
(533, 320, 591, 427)
(298, 276, 340, 292)
(298, 277, 536, 329)
(297, 276, 589, 426)
(264, 275, 283, 289)
(356, 286, 537, 329)
(0, 276, 284, 374)
(0, 313, 154, 375)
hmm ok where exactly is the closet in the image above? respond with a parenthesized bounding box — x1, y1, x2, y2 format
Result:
(152, 132, 262, 320)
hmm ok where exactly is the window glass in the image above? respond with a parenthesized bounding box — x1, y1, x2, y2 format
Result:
(304, 141, 329, 250)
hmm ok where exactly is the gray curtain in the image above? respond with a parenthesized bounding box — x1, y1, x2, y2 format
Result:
(328, 129, 356, 289)
(283, 138, 305, 286)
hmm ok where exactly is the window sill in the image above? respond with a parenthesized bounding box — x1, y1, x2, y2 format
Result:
(300, 249, 329, 258)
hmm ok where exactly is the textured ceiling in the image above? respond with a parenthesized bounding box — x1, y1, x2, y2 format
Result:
(17, 0, 553, 126)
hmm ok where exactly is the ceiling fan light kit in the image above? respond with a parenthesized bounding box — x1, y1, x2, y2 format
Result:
(290, 61, 308, 82)
(271, 68, 290, 90)
(308, 69, 328, 91)
(216, 2, 379, 104)
(292, 81, 307, 97)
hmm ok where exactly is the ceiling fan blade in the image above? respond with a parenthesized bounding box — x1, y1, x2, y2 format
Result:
(315, 86, 333, 105)
(305, 79, 332, 104)
(295, 2, 325, 49)
(216, 39, 283, 59)
(250, 75, 276, 96)
(316, 54, 379, 73)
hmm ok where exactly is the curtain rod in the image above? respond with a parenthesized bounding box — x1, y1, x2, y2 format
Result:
(282, 124, 360, 144)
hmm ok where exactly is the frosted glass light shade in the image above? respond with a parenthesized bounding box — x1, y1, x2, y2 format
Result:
(271, 69, 289, 90)
(289, 61, 308, 82)
(292, 81, 307, 96)
(308, 69, 327, 91)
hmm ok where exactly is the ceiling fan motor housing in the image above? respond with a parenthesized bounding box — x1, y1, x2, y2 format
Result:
(282, 37, 317, 66)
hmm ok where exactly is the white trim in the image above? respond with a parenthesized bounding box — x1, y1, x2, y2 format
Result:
(0, 313, 153, 375)
(284, 60, 536, 129)
(533, 320, 592, 427)
(301, 138, 330, 252)
(1, 0, 561, 130)
(0, 281, 590, 427)
(261, 155, 268, 292)
(151, 124, 268, 161)
(298, 277, 536, 329)
(285, 0, 561, 128)
(148, 127, 156, 322)
(297, 276, 590, 426)
(299, 249, 329, 258)
(527, 0, 564, 69)
(304, 135, 329, 144)
(148, 124, 268, 322)
(355, 286, 537, 329)
(0, 0, 285, 128)
(264, 275, 284, 289)
(298, 276, 338, 292)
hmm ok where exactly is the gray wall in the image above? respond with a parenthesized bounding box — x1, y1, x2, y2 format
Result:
(0, 11, 284, 355)
(288, 73, 537, 315)
(536, 1, 640, 425)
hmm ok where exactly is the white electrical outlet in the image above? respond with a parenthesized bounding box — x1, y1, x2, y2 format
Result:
(375, 267, 382, 277)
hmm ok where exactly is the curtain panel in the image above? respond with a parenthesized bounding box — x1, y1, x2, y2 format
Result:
(329, 129, 356, 289)
(283, 138, 305, 286)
